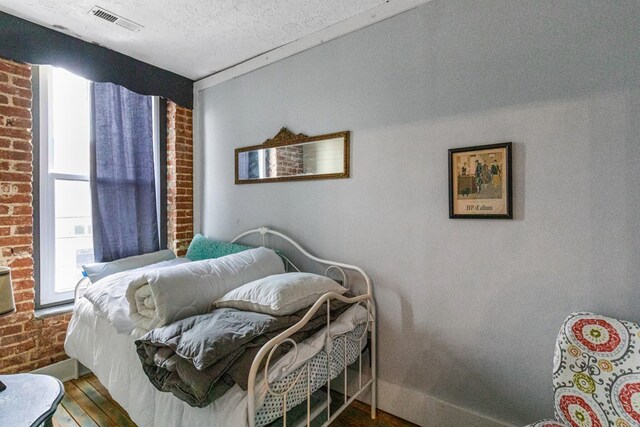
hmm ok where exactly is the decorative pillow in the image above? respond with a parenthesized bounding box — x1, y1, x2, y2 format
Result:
(82, 249, 176, 283)
(185, 234, 254, 261)
(215, 272, 347, 315)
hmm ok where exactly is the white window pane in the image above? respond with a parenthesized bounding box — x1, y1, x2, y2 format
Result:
(54, 179, 94, 293)
(52, 67, 90, 176)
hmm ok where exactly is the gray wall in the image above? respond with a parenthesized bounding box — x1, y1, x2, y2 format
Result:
(197, 0, 640, 424)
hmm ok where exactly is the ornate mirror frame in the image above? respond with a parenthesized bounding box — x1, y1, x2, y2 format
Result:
(234, 127, 350, 184)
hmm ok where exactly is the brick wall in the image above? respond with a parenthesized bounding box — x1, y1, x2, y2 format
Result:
(275, 145, 304, 176)
(0, 58, 71, 374)
(0, 59, 194, 374)
(267, 146, 304, 177)
(166, 101, 194, 257)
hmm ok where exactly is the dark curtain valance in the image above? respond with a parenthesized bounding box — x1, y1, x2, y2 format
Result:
(0, 11, 193, 108)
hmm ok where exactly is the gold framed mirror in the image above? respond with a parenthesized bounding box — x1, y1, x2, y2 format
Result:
(235, 128, 350, 184)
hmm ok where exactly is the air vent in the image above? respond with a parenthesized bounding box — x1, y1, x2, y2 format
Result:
(89, 6, 143, 32)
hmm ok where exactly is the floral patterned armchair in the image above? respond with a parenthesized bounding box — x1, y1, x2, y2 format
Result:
(525, 312, 640, 427)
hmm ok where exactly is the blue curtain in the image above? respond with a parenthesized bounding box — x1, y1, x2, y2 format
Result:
(91, 83, 159, 262)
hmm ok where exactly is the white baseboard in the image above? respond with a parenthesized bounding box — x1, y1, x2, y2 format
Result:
(373, 377, 513, 427)
(32, 360, 511, 426)
(31, 358, 90, 382)
(332, 369, 514, 427)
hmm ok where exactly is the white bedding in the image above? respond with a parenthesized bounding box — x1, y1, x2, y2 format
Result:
(65, 297, 368, 427)
(83, 258, 190, 334)
(126, 247, 284, 331)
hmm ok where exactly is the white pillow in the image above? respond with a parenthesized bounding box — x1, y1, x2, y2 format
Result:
(215, 272, 347, 315)
(82, 249, 176, 283)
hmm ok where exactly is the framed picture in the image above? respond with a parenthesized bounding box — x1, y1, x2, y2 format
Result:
(448, 142, 512, 219)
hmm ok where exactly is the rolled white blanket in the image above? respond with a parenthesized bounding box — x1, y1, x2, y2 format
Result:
(134, 285, 156, 322)
(126, 247, 284, 330)
(83, 257, 189, 334)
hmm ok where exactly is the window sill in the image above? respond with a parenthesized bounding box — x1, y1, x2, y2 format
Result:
(34, 303, 74, 319)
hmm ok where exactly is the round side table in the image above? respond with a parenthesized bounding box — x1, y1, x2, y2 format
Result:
(0, 373, 64, 427)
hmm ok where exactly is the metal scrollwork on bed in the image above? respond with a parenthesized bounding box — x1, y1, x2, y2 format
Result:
(230, 227, 377, 427)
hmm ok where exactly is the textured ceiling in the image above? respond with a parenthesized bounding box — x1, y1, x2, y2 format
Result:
(0, 0, 388, 80)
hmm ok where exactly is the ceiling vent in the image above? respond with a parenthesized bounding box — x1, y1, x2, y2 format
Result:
(89, 6, 143, 32)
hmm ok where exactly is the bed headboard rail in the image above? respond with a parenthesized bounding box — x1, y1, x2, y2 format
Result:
(230, 227, 372, 296)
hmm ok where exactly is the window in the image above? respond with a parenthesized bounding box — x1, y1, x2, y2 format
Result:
(38, 66, 93, 306)
(36, 66, 161, 307)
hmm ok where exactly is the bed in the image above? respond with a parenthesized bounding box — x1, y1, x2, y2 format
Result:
(64, 227, 377, 427)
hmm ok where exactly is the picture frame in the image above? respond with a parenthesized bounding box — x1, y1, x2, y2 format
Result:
(448, 142, 512, 219)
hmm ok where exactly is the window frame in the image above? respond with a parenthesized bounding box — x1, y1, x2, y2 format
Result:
(37, 65, 91, 307)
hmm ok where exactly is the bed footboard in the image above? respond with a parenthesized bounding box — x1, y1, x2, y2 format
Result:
(231, 228, 377, 427)
(248, 293, 376, 427)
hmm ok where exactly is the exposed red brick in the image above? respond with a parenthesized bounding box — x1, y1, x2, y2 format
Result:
(0, 324, 22, 336)
(0, 105, 31, 120)
(0, 84, 31, 101)
(13, 162, 32, 173)
(0, 331, 32, 346)
(13, 289, 34, 302)
(0, 196, 33, 203)
(7, 257, 32, 268)
(6, 245, 31, 256)
(0, 57, 69, 374)
(11, 205, 32, 216)
(12, 97, 31, 109)
(0, 127, 31, 140)
(0, 235, 31, 248)
(5, 118, 32, 130)
(166, 101, 194, 257)
(10, 76, 31, 90)
(0, 149, 31, 162)
(0, 183, 31, 194)
(10, 279, 34, 292)
(0, 60, 31, 78)
(8, 267, 34, 280)
(12, 225, 32, 236)
(3, 338, 36, 354)
(0, 354, 29, 371)
(0, 215, 32, 226)
(11, 140, 32, 152)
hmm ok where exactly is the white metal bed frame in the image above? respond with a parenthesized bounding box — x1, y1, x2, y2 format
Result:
(73, 226, 377, 427)
(231, 227, 377, 427)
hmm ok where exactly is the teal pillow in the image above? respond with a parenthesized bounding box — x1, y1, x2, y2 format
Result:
(185, 234, 254, 261)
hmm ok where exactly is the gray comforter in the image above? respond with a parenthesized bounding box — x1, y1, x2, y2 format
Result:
(135, 298, 351, 407)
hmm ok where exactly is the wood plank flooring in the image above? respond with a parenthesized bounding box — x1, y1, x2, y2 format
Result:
(54, 374, 416, 426)
(329, 399, 417, 427)
(53, 375, 135, 427)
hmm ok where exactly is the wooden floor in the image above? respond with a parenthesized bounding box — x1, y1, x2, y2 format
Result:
(54, 374, 416, 426)
(331, 400, 417, 427)
(53, 375, 136, 427)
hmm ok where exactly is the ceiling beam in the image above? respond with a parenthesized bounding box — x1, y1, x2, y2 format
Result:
(194, 0, 433, 92)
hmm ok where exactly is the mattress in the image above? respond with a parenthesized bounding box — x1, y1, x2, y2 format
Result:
(65, 297, 368, 427)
